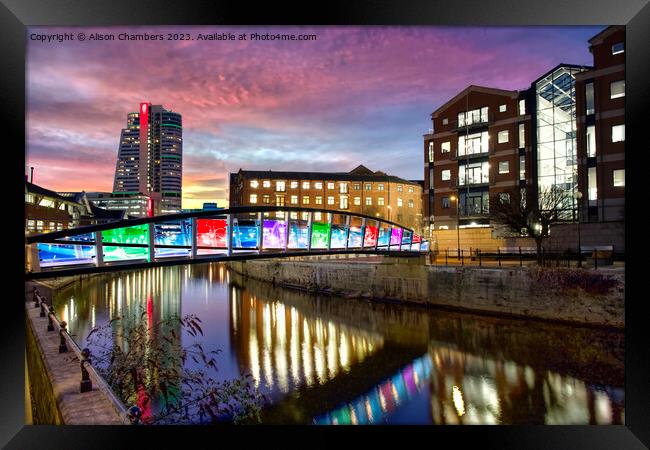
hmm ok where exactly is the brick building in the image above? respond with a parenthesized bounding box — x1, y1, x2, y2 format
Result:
(423, 26, 624, 246)
(229, 165, 423, 233)
(574, 25, 625, 222)
(423, 86, 530, 234)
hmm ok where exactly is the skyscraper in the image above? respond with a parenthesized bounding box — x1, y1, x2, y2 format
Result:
(113, 103, 183, 215)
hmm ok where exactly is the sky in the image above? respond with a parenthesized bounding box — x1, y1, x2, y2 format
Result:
(26, 25, 604, 209)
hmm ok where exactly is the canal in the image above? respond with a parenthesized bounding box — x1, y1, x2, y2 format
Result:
(51, 262, 624, 425)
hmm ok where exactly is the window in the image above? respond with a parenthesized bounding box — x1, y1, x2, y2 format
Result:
(442, 118, 448, 125)
(498, 192, 510, 203)
(276, 181, 285, 192)
(302, 196, 310, 204)
(499, 104, 506, 112)
(397, 184, 403, 192)
(290, 195, 298, 205)
(586, 83, 595, 115)
(397, 198, 403, 207)
(353, 183, 361, 190)
(36, 220, 43, 231)
(459, 190, 490, 216)
(314, 212, 322, 221)
(353, 197, 361, 206)
(340, 183, 348, 193)
(275, 211, 285, 219)
(586, 125, 596, 157)
(428, 141, 434, 162)
(612, 42, 624, 55)
(458, 107, 488, 127)
(365, 183, 372, 191)
(302, 181, 310, 189)
(262, 194, 271, 204)
(38, 198, 55, 208)
(314, 182, 323, 189)
(613, 169, 625, 187)
(250, 180, 259, 188)
(27, 219, 35, 230)
(519, 99, 525, 115)
(497, 130, 509, 144)
(25, 193, 34, 203)
(519, 124, 525, 148)
(408, 186, 414, 193)
(327, 196, 335, 205)
(588, 167, 598, 200)
(290, 212, 298, 219)
(377, 197, 385, 206)
(519, 155, 526, 181)
(249, 194, 257, 203)
(441, 169, 451, 181)
(498, 161, 509, 174)
(340, 196, 348, 209)
(327, 182, 335, 190)
(290, 181, 298, 189)
(365, 197, 372, 206)
(459, 161, 490, 185)
(441, 141, 450, 153)
(441, 197, 450, 209)
(275, 196, 285, 206)
(302, 212, 309, 220)
(612, 124, 625, 142)
(262, 180, 271, 188)
(377, 184, 384, 191)
(315, 196, 323, 205)
(429, 168, 434, 189)
(458, 131, 489, 156)
(408, 199, 414, 208)
(610, 80, 625, 99)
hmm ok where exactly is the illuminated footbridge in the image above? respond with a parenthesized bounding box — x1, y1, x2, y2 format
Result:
(25, 206, 428, 280)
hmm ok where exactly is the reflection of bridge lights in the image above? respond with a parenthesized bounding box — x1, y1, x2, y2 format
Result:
(452, 385, 465, 417)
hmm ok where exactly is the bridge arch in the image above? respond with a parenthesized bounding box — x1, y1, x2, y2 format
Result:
(26, 206, 428, 279)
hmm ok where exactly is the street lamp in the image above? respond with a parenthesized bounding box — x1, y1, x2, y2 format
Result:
(450, 195, 460, 259)
(575, 191, 583, 267)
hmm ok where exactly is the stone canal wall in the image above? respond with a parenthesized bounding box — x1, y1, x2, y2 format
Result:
(227, 257, 624, 328)
(25, 281, 128, 425)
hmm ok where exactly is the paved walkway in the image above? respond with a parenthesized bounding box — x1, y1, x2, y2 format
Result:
(25, 299, 126, 425)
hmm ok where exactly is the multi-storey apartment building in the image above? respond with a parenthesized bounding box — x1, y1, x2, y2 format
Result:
(423, 86, 531, 234)
(229, 165, 423, 233)
(424, 26, 623, 239)
(113, 103, 183, 215)
(574, 25, 625, 222)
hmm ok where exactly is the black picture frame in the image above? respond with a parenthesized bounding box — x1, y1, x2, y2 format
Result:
(2, 0, 648, 448)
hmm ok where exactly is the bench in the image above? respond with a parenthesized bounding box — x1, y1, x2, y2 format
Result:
(580, 245, 614, 266)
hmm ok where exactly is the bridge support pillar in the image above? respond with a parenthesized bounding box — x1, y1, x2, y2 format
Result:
(346, 216, 353, 249)
(190, 217, 197, 259)
(95, 231, 104, 267)
(226, 214, 233, 257)
(147, 223, 155, 263)
(283, 212, 290, 253)
(307, 212, 313, 251)
(326, 212, 333, 251)
(257, 212, 263, 254)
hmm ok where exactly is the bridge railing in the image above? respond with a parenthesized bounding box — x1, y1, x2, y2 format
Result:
(25, 206, 428, 274)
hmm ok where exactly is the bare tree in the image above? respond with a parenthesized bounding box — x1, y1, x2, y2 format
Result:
(490, 185, 575, 263)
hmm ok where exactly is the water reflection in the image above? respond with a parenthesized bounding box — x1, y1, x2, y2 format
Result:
(53, 262, 624, 425)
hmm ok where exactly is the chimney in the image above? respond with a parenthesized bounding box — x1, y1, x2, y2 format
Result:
(30, 167, 34, 183)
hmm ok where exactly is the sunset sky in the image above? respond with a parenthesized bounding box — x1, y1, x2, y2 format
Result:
(26, 25, 603, 209)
